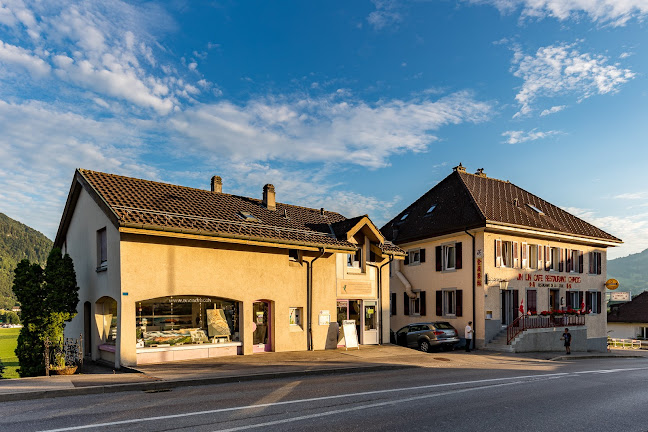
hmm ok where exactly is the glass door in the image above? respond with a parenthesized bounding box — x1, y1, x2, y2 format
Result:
(252, 301, 271, 352)
(362, 301, 379, 345)
(337, 300, 348, 346)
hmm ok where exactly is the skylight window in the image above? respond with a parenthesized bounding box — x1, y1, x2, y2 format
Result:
(527, 204, 544, 215)
(238, 211, 260, 222)
(426, 205, 436, 214)
(400, 213, 409, 221)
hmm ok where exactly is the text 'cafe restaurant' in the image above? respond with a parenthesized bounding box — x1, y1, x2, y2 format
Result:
(55, 169, 404, 367)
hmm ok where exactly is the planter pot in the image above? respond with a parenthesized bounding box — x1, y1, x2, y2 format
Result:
(50, 366, 77, 375)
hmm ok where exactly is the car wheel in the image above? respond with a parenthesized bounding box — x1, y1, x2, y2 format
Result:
(419, 340, 431, 353)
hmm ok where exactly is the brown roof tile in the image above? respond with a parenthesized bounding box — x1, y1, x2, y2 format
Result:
(608, 291, 648, 323)
(75, 169, 404, 254)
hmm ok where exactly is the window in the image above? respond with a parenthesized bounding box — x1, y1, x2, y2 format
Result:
(567, 291, 580, 310)
(347, 249, 361, 268)
(527, 244, 538, 270)
(238, 211, 260, 222)
(638, 327, 648, 340)
(589, 251, 602, 275)
(404, 291, 426, 316)
(426, 205, 436, 215)
(495, 240, 518, 268)
(567, 249, 582, 273)
(408, 249, 422, 266)
(527, 204, 544, 215)
(289, 307, 302, 327)
(400, 213, 409, 221)
(442, 289, 456, 316)
(436, 243, 462, 271)
(550, 247, 560, 271)
(288, 249, 300, 262)
(410, 295, 421, 316)
(526, 289, 537, 314)
(390, 292, 397, 316)
(97, 228, 107, 271)
(586, 291, 602, 314)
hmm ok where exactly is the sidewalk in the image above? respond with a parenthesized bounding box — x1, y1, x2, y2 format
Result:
(1, 345, 645, 402)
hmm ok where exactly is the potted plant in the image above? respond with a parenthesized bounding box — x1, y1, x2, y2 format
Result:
(50, 350, 77, 375)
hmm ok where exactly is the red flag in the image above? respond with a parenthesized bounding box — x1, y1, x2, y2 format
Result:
(519, 299, 524, 315)
(580, 299, 586, 313)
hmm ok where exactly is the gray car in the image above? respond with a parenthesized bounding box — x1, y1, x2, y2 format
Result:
(392, 322, 460, 353)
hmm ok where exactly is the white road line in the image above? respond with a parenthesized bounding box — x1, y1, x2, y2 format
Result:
(39, 367, 648, 432)
(216, 380, 526, 432)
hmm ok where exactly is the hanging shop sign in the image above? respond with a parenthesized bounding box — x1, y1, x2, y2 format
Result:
(605, 279, 620, 290)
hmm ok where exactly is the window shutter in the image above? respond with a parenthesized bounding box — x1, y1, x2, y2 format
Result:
(513, 241, 519, 268)
(566, 292, 572, 309)
(404, 253, 409, 266)
(579, 291, 584, 309)
(586, 292, 592, 312)
(538, 245, 543, 269)
(578, 251, 584, 274)
(456, 290, 463, 317)
(455, 242, 462, 269)
(420, 248, 426, 263)
(495, 239, 502, 267)
(559, 248, 564, 272)
(435, 246, 442, 271)
(596, 252, 602, 275)
(404, 292, 410, 316)
(420, 291, 427, 316)
(566, 248, 571, 272)
(435, 291, 442, 316)
(597, 291, 602, 313)
(391, 293, 397, 315)
(545, 246, 551, 271)
(521, 242, 527, 268)
(513, 289, 519, 317)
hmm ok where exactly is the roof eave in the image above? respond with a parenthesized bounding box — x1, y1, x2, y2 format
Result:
(484, 221, 623, 246)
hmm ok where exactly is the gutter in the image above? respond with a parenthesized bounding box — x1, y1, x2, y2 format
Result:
(307, 248, 326, 351)
(366, 254, 394, 345)
(465, 229, 476, 349)
(397, 259, 416, 299)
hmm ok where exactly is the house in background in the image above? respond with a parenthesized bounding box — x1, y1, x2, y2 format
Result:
(382, 164, 622, 352)
(607, 291, 648, 340)
(54, 169, 403, 368)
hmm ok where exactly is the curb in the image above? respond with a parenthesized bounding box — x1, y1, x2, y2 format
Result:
(549, 354, 645, 361)
(0, 364, 417, 403)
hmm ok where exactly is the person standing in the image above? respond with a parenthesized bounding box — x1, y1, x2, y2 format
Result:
(561, 328, 571, 355)
(465, 321, 473, 352)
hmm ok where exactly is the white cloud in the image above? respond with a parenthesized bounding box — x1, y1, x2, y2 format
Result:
(0, 40, 50, 77)
(540, 105, 566, 116)
(502, 129, 561, 144)
(170, 91, 493, 169)
(614, 192, 648, 200)
(619, 52, 633, 59)
(367, 0, 402, 30)
(511, 42, 634, 117)
(562, 207, 648, 259)
(470, 0, 648, 26)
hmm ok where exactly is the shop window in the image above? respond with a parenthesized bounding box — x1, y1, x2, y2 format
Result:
(136, 296, 240, 348)
(96, 228, 107, 271)
(589, 251, 602, 275)
(289, 307, 302, 327)
(97, 297, 117, 345)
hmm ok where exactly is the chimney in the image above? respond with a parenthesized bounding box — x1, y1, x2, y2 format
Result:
(211, 176, 222, 193)
(320, 207, 325, 216)
(513, 198, 519, 207)
(453, 163, 466, 173)
(475, 168, 487, 177)
(263, 184, 276, 210)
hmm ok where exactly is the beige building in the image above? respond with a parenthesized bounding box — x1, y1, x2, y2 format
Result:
(54, 169, 403, 367)
(382, 165, 621, 352)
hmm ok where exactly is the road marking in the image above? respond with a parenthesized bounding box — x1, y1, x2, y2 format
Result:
(39, 367, 648, 432)
(215, 380, 527, 432)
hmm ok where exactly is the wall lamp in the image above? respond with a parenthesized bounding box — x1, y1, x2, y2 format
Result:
(484, 274, 509, 290)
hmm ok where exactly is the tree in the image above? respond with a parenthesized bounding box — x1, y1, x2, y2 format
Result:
(0, 311, 20, 324)
(12, 248, 79, 377)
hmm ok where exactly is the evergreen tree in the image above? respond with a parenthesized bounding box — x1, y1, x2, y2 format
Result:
(12, 248, 79, 377)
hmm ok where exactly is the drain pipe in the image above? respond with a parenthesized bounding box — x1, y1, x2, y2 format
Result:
(397, 259, 416, 299)
(307, 247, 326, 351)
(465, 230, 476, 350)
(366, 254, 394, 345)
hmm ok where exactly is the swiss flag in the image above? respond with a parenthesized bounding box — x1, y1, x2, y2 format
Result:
(519, 299, 525, 315)
(580, 298, 586, 314)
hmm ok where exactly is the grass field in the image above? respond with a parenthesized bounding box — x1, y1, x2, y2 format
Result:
(0, 328, 20, 379)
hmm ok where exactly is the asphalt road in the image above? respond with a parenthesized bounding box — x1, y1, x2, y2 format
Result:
(2, 357, 647, 432)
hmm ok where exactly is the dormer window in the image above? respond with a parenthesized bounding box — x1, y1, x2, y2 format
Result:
(238, 211, 260, 222)
(400, 213, 409, 221)
(527, 204, 544, 215)
(426, 205, 436, 214)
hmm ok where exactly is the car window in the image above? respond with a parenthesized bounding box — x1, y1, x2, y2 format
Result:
(396, 327, 409, 336)
(433, 322, 454, 330)
(418, 325, 431, 331)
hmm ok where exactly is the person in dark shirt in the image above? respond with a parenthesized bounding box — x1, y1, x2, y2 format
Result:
(561, 328, 571, 354)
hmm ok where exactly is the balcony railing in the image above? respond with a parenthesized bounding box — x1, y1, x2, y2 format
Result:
(507, 315, 586, 345)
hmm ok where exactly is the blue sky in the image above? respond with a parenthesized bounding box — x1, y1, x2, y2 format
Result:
(0, 0, 647, 259)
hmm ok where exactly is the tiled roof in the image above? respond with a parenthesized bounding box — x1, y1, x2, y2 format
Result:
(382, 168, 622, 244)
(72, 169, 404, 254)
(608, 291, 648, 323)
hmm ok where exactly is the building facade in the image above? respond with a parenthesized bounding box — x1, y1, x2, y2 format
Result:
(608, 291, 648, 340)
(54, 169, 403, 367)
(383, 165, 621, 352)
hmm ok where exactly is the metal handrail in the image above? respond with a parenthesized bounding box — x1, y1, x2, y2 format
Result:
(507, 315, 586, 344)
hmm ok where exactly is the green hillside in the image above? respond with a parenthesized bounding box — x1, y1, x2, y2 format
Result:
(0, 213, 53, 309)
(608, 248, 648, 297)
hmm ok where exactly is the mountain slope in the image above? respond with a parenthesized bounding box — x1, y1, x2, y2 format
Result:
(607, 248, 648, 297)
(0, 213, 53, 309)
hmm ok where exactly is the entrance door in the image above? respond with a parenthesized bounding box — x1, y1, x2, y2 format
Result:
(337, 300, 362, 345)
(252, 301, 271, 353)
(549, 289, 560, 311)
(362, 301, 379, 345)
(501, 290, 519, 326)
